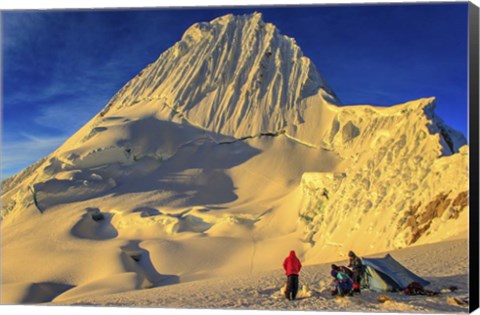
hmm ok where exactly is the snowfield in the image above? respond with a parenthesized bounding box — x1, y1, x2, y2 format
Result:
(56, 239, 469, 313)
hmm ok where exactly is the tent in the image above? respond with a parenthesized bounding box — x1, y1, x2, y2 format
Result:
(361, 254, 430, 292)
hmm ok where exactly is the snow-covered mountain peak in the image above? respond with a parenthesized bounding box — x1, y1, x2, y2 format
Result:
(180, 13, 268, 47)
(212, 11, 263, 24)
(209, 12, 266, 29)
(96, 13, 339, 140)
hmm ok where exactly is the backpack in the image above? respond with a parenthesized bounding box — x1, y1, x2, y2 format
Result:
(404, 281, 424, 295)
(339, 266, 354, 278)
(404, 281, 440, 296)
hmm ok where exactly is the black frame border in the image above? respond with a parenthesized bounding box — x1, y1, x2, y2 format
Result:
(469, 1, 479, 313)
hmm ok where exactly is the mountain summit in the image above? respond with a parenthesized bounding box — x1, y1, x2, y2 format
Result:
(99, 12, 339, 139)
(1, 13, 468, 304)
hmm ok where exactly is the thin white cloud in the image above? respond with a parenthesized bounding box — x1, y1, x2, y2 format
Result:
(34, 101, 97, 132)
(1, 134, 67, 177)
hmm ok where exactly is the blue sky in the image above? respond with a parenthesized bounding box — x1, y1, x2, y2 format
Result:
(1, 3, 469, 177)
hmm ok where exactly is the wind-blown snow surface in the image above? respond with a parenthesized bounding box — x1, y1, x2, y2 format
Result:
(56, 239, 470, 313)
(1, 13, 469, 310)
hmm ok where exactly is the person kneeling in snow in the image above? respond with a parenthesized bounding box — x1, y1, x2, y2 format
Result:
(330, 264, 353, 297)
(283, 250, 302, 300)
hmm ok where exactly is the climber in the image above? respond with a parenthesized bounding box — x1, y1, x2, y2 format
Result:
(283, 250, 302, 300)
(348, 250, 363, 293)
(330, 264, 354, 296)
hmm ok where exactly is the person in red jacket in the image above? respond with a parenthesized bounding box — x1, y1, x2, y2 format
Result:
(283, 250, 302, 300)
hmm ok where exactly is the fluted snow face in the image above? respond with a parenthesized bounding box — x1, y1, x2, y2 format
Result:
(101, 13, 338, 138)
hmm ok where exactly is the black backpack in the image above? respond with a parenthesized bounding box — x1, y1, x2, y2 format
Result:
(404, 282, 439, 296)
